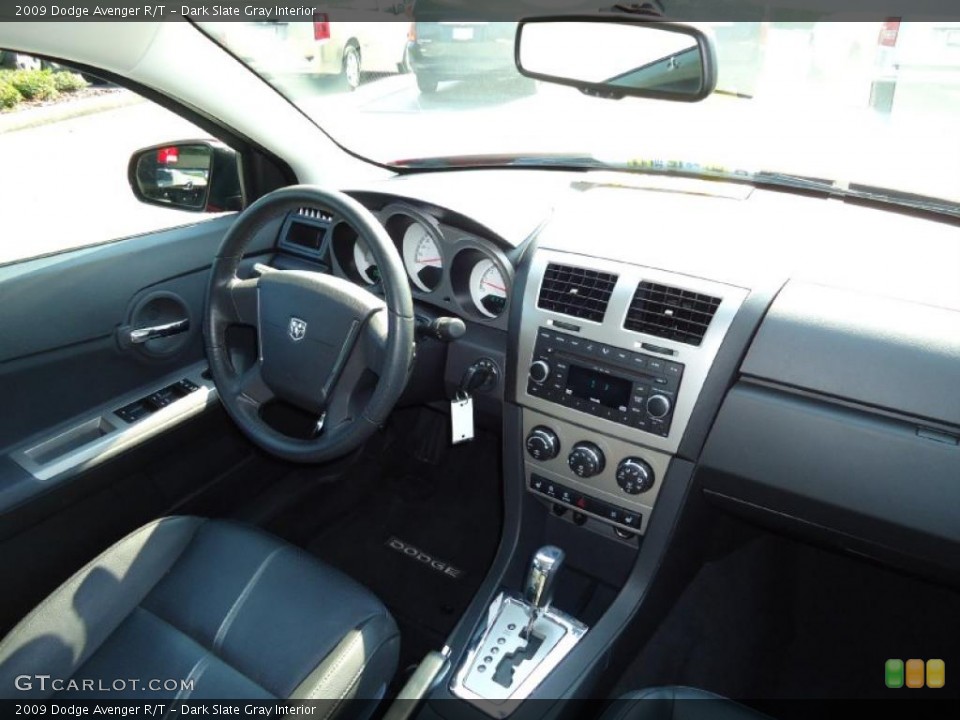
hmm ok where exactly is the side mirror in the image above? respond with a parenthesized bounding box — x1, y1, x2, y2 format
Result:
(516, 17, 717, 102)
(128, 140, 243, 213)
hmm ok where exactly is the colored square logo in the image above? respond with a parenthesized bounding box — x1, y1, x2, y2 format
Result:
(926, 659, 945, 689)
(906, 659, 925, 688)
(885, 659, 904, 688)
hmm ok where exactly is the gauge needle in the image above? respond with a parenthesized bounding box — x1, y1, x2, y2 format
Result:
(482, 281, 506, 293)
(418, 257, 442, 265)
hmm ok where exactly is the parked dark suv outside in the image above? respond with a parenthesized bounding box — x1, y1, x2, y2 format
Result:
(407, 20, 524, 94)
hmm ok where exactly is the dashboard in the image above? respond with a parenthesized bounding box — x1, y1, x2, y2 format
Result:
(276, 200, 516, 332)
(270, 169, 960, 576)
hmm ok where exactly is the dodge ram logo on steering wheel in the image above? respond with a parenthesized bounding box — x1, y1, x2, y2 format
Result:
(288, 317, 307, 342)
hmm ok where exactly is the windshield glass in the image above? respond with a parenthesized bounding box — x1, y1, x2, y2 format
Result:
(199, 6, 960, 205)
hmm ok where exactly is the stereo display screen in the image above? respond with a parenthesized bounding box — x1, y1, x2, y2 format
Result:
(566, 365, 632, 409)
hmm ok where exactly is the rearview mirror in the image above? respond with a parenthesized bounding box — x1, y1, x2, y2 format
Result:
(128, 141, 243, 213)
(516, 18, 717, 102)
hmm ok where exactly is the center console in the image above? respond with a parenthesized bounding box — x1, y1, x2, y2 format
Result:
(514, 249, 747, 541)
(432, 248, 748, 719)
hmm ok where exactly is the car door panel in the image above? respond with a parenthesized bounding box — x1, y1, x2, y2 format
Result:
(0, 215, 279, 513)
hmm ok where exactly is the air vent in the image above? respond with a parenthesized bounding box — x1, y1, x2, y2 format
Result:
(538, 264, 618, 323)
(625, 282, 721, 346)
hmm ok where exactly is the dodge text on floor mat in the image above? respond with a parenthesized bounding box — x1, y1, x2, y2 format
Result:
(386, 536, 464, 580)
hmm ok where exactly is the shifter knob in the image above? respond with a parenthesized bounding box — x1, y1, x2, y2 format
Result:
(524, 545, 565, 612)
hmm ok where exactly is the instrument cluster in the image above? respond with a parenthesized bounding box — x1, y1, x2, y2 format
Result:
(329, 204, 513, 323)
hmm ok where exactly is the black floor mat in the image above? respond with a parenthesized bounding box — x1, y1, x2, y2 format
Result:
(612, 525, 960, 700)
(272, 414, 503, 673)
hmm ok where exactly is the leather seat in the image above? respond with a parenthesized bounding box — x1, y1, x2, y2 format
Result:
(0, 517, 399, 711)
(603, 687, 771, 720)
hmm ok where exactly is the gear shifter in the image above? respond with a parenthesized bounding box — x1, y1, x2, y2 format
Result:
(452, 544, 586, 710)
(523, 546, 565, 634)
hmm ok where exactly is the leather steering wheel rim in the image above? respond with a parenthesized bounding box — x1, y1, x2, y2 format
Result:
(204, 185, 415, 463)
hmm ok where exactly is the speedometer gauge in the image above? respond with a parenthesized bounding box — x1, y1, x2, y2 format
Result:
(402, 222, 443, 292)
(353, 239, 379, 285)
(470, 259, 508, 318)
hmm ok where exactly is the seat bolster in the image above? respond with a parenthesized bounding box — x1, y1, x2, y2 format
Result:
(607, 687, 773, 720)
(289, 611, 399, 711)
(0, 517, 204, 698)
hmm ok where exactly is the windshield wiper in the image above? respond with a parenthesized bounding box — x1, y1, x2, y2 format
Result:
(393, 154, 607, 170)
(751, 172, 960, 218)
(751, 171, 843, 195)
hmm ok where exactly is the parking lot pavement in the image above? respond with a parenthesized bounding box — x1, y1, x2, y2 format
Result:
(0, 97, 206, 265)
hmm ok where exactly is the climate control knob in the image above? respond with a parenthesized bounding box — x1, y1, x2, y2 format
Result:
(529, 360, 551, 384)
(526, 426, 560, 461)
(646, 394, 672, 419)
(616, 458, 655, 495)
(568, 442, 605, 478)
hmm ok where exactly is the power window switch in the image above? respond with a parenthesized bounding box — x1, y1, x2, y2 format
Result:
(116, 402, 152, 424)
(177, 379, 201, 394)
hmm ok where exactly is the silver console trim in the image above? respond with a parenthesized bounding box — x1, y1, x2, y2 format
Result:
(522, 409, 673, 535)
(516, 249, 748, 456)
(10, 364, 217, 482)
(450, 592, 588, 718)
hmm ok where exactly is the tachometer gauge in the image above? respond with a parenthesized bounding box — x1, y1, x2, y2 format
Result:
(470, 258, 508, 318)
(353, 239, 379, 285)
(402, 222, 443, 292)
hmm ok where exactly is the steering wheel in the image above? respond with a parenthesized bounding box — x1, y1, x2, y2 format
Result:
(204, 186, 415, 463)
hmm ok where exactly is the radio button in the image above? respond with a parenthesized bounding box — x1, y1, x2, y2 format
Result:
(664, 361, 684, 378)
(646, 394, 672, 419)
(529, 360, 551, 384)
(647, 358, 665, 373)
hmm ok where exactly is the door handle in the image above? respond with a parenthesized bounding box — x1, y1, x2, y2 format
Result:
(126, 319, 190, 345)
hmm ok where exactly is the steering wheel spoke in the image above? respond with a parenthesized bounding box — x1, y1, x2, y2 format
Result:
(227, 277, 260, 327)
(237, 364, 275, 410)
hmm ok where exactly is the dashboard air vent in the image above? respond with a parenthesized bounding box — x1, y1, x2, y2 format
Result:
(625, 282, 721, 346)
(538, 264, 618, 323)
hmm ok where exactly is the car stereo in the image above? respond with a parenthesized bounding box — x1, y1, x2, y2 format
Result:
(525, 327, 683, 437)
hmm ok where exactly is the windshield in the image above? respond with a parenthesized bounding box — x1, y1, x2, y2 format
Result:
(199, 7, 960, 206)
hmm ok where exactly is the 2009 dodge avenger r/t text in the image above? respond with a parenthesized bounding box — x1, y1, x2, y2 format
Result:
(0, 2, 958, 719)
